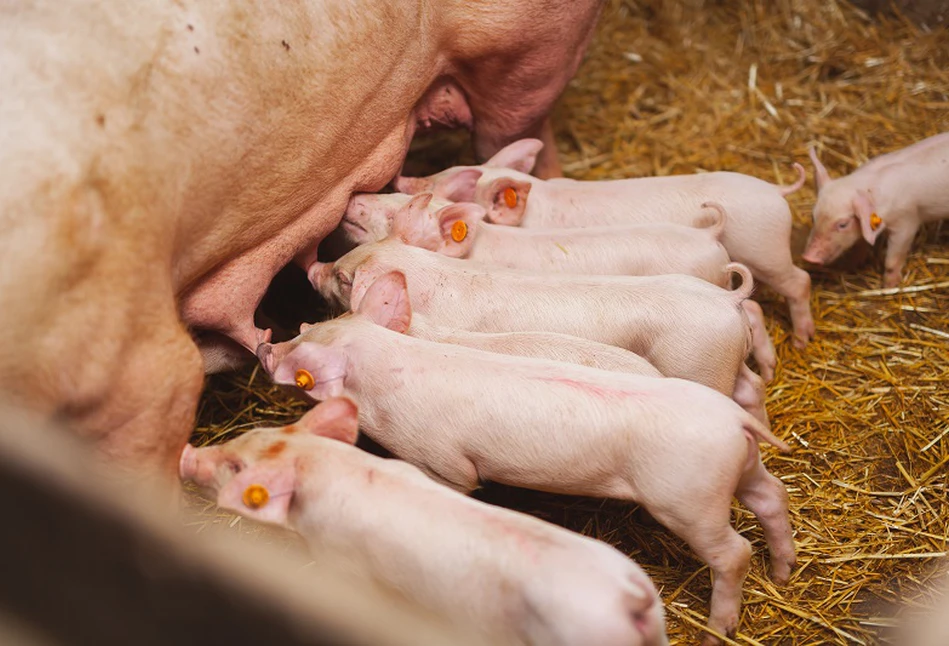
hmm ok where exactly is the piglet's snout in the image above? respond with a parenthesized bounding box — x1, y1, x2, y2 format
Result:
(306, 261, 332, 291)
(801, 243, 826, 265)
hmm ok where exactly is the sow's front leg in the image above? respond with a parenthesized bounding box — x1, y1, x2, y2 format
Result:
(89, 302, 204, 498)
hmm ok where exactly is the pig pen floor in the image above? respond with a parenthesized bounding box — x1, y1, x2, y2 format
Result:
(186, 1, 949, 643)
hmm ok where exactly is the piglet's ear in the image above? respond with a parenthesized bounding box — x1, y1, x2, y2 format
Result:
(216, 462, 296, 528)
(484, 138, 545, 174)
(431, 168, 483, 203)
(274, 343, 349, 400)
(478, 177, 531, 226)
(355, 271, 412, 333)
(808, 146, 832, 192)
(853, 190, 885, 245)
(297, 397, 359, 445)
(401, 193, 433, 218)
(435, 203, 485, 258)
(389, 194, 441, 252)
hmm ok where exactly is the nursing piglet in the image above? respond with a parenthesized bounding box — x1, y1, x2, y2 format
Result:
(804, 133, 949, 287)
(308, 240, 770, 427)
(342, 192, 776, 380)
(344, 193, 729, 284)
(396, 139, 814, 348)
(302, 313, 662, 376)
(407, 315, 663, 375)
(179, 398, 668, 646)
(257, 274, 796, 644)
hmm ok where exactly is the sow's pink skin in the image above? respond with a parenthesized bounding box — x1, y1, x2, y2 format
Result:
(804, 133, 949, 288)
(179, 398, 668, 646)
(256, 273, 796, 644)
(0, 1, 603, 489)
(396, 139, 815, 349)
(339, 192, 777, 382)
(308, 239, 771, 429)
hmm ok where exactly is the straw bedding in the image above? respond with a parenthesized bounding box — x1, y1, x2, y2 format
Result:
(186, 1, 949, 642)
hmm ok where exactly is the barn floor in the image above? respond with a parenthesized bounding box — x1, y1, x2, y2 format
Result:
(188, 1, 949, 643)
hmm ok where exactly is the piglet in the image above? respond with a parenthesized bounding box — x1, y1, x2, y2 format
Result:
(257, 273, 796, 644)
(308, 239, 771, 428)
(344, 193, 730, 284)
(180, 398, 668, 646)
(392, 138, 542, 198)
(804, 133, 949, 287)
(342, 192, 776, 380)
(395, 138, 813, 348)
(303, 312, 662, 376)
(405, 313, 663, 376)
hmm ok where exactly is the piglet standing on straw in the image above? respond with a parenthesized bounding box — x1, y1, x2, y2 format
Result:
(403, 313, 665, 376)
(338, 191, 776, 380)
(257, 272, 795, 645)
(395, 138, 814, 348)
(308, 239, 771, 427)
(180, 397, 669, 646)
(803, 133, 949, 287)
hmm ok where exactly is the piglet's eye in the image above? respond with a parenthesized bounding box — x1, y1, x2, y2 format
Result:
(336, 271, 352, 286)
(227, 459, 244, 474)
(837, 219, 851, 230)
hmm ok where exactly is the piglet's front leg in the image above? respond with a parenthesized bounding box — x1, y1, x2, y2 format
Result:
(883, 225, 918, 288)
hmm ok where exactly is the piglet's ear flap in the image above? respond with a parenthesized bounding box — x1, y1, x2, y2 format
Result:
(401, 193, 434, 218)
(435, 203, 485, 258)
(853, 190, 885, 245)
(484, 138, 545, 174)
(389, 193, 434, 238)
(478, 177, 532, 226)
(297, 397, 359, 445)
(355, 270, 412, 333)
(272, 343, 349, 400)
(432, 168, 483, 203)
(389, 194, 443, 252)
(392, 175, 433, 195)
(216, 462, 296, 528)
(808, 146, 831, 192)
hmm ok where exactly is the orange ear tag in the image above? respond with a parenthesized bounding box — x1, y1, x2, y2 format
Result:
(870, 213, 882, 230)
(295, 368, 315, 390)
(450, 220, 468, 242)
(503, 187, 518, 209)
(243, 484, 270, 509)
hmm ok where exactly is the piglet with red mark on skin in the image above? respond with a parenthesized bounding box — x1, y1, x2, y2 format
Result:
(804, 133, 949, 288)
(180, 397, 668, 646)
(338, 192, 776, 382)
(396, 139, 814, 348)
(307, 239, 771, 430)
(256, 273, 796, 645)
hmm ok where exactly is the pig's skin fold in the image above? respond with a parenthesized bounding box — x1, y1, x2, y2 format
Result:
(0, 0, 604, 486)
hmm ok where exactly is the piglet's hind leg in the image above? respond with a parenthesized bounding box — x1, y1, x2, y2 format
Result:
(646, 503, 750, 645)
(735, 456, 796, 585)
(740, 299, 776, 382)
